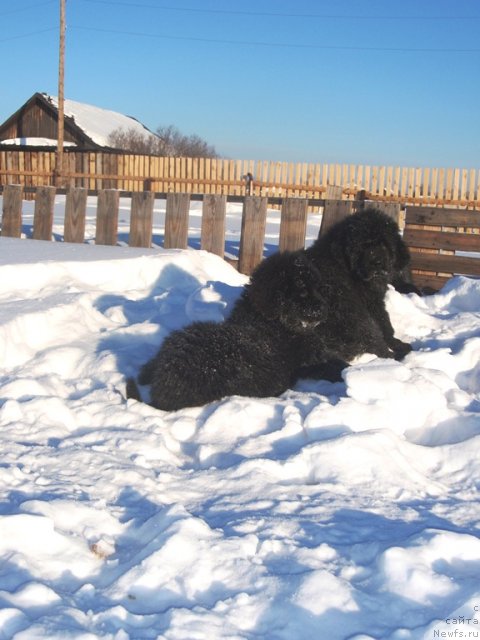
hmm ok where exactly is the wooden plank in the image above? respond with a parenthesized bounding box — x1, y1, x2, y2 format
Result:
(64, 186, 87, 243)
(1, 184, 23, 237)
(370, 201, 401, 223)
(279, 197, 308, 251)
(164, 192, 190, 249)
(177, 157, 183, 194)
(461, 168, 468, 202)
(405, 206, 480, 228)
(319, 199, 353, 237)
(438, 168, 446, 200)
(334, 164, 342, 188)
(409, 251, 480, 276)
(445, 168, 454, 201)
(379, 166, 386, 196)
(364, 165, 371, 194)
(469, 168, 476, 202)
(423, 168, 430, 200)
(386, 166, 393, 196)
(324, 184, 343, 199)
(407, 167, 415, 198)
(411, 272, 449, 292)
(371, 166, 379, 196)
(238, 196, 268, 275)
(129, 191, 154, 248)
(400, 167, 408, 199)
(33, 185, 56, 240)
(404, 228, 480, 252)
(414, 167, 422, 198)
(453, 168, 460, 202)
(356, 165, 364, 192)
(430, 168, 438, 201)
(96, 189, 119, 245)
(201, 194, 226, 257)
(277, 162, 286, 197)
(348, 164, 356, 197)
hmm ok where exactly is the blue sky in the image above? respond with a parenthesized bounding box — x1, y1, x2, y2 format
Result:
(1, 0, 479, 168)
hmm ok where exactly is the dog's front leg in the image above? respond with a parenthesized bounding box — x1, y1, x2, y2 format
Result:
(370, 298, 412, 360)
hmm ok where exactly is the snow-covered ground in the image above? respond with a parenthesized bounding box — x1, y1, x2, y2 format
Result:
(1, 196, 480, 639)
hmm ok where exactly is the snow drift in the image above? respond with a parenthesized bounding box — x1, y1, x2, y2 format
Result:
(1, 234, 480, 639)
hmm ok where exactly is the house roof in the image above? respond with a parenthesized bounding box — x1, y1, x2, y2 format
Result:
(0, 92, 156, 149)
(48, 94, 155, 147)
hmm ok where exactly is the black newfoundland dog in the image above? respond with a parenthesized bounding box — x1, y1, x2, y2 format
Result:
(127, 208, 417, 411)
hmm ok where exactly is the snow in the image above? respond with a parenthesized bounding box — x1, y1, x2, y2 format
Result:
(1, 197, 480, 639)
(0, 138, 76, 147)
(47, 95, 155, 147)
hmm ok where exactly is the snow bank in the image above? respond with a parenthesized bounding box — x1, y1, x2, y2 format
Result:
(1, 235, 480, 639)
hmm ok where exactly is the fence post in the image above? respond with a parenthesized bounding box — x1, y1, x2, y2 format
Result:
(369, 201, 402, 224)
(325, 184, 343, 199)
(1, 184, 23, 237)
(238, 195, 268, 275)
(129, 191, 154, 248)
(64, 186, 87, 243)
(279, 197, 308, 252)
(201, 194, 226, 257)
(164, 192, 190, 249)
(318, 200, 353, 237)
(96, 189, 119, 246)
(33, 185, 56, 240)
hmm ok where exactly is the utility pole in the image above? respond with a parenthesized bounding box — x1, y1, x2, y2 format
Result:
(56, 0, 66, 186)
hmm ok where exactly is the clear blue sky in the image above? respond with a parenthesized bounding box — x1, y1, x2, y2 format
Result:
(1, 0, 479, 168)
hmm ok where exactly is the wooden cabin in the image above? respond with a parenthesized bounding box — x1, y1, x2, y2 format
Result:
(0, 92, 154, 149)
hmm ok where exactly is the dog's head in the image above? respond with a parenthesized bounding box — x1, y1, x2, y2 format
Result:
(352, 241, 394, 282)
(327, 209, 410, 286)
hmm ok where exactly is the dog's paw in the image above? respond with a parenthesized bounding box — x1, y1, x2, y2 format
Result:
(391, 338, 412, 360)
(126, 377, 142, 401)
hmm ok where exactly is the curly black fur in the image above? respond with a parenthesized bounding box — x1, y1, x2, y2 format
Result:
(133, 299, 301, 411)
(245, 208, 415, 374)
(128, 208, 416, 411)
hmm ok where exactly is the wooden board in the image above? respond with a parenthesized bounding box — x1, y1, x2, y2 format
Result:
(129, 191, 154, 248)
(279, 198, 308, 251)
(33, 185, 56, 240)
(64, 187, 87, 243)
(405, 207, 480, 228)
(201, 194, 226, 257)
(164, 192, 190, 249)
(96, 189, 119, 246)
(403, 228, 480, 252)
(1, 184, 23, 237)
(319, 200, 353, 237)
(238, 196, 268, 275)
(409, 251, 480, 276)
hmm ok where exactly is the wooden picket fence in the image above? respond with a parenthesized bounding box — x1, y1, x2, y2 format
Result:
(1, 184, 479, 290)
(1, 149, 480, 208)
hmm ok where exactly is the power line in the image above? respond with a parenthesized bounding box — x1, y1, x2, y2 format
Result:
(70, 25, 480, 53)
(0, 27, 57, 43)
(0, 0, 56, 17)
(78, 0, 480, 21)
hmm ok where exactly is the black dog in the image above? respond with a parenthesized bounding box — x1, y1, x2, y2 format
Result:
(128, 208, 415, 411)
(131, 297, 302, 411)
(247, 208, 416, 381)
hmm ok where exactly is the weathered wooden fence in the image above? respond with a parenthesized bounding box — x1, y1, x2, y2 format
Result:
(404, 206, 480, 291)
(1, 185, 480, 290)
(1, 149, 480, 208)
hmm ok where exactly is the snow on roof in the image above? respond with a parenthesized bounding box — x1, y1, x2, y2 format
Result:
(1, 137, 76, 147)
(46, 94, 155, 147)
